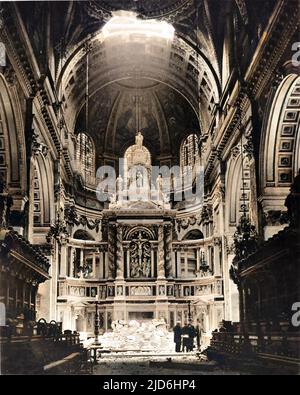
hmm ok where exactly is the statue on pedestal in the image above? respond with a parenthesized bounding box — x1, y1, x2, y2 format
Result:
(136, 131, 143, 148)
(116, 175, 123, 202)
(124, 131, 151, 202)
(136, 170, 144, 188)
(156, 174, 163, 202)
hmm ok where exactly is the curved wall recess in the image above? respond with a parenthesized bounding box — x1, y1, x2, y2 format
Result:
(225, 149, 252, 230)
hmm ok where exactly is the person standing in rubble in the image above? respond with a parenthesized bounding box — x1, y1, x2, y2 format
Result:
(173, 321, 182, 352)
(187, 323, 196, 352)
(195, 319, 202, 351)
(182, 322, 190, 352)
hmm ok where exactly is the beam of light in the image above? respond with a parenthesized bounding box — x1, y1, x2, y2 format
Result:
(102, 11, 175, 41)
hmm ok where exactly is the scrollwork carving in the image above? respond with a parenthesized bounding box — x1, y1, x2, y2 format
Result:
(64, 204, 101, 233)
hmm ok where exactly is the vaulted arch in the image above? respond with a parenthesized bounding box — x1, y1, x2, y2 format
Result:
(58, 26, 219, 139)
(261, 74, 300, 190)
(73, 229, 95, 241)
(182, 229, 204, 241)
(259, 74, 300, 226)
(0, 73, 22, 188)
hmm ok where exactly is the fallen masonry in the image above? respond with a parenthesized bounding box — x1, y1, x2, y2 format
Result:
(96, 319, 174, 352)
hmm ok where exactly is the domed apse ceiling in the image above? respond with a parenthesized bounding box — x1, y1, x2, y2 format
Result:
(75, 79, 199, 165)
(89, 0, 192, 18)
(58, 6, 221, 169)
(62, 15, 219, 140)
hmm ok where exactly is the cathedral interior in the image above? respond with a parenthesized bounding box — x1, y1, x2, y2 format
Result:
(0, 0, 299, 375)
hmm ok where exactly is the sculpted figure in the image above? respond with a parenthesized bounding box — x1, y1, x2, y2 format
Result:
(116, 175, 123, 201)
(156, 174, 163, 201)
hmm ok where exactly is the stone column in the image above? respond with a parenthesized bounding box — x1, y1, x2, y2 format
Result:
(68, 247, 72, 278)
(214, 238, 221, 276)
(99, 250, 104, 279)
(108, 224, 116, 279)
(196, 248, 201, 273)
(184, 250, 188, 278)
(151, 248, 155, 277)
(171, 250, 176, 279)
(59, 239, 68, 278)
(80, 249, 84, 268)
(70, 247, 75, 278)
(176, 250, 181, 278)
(116, 224, 124, 280)
(126, 249, 130, 278)
(157, 225, 165, 279)
(104, 249, 108, 279)
(92, 252, 96, 279)
(165, 224, 173, 278)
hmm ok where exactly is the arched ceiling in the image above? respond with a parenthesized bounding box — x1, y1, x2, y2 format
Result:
(53, 1, 224, 162)
(61, 29, 219, 133)
(75, 79, 199, 162)
(88, 0, 192, 19)
(15, 0, 279, 165)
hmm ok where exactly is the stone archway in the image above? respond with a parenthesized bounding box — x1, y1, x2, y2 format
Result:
(0, 73, 22, 187)
(260, 74, 300, 238)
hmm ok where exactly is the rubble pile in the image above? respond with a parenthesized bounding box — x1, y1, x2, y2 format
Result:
(99, 319, 174, 352)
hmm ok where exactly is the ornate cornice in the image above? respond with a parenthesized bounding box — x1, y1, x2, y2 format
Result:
(0, 3, 68, 161)
(0, 5, 37, 97)
(0, 229, 50, 281)
(245, 0, 299, 98)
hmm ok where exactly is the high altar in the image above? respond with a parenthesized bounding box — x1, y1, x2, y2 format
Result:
(56, 132, 224, 342)
(103, 131, 175, 323)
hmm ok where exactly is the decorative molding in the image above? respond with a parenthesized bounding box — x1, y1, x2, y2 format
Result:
(64, 204, 101, 233)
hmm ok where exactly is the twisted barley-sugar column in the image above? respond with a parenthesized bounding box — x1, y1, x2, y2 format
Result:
(116, 224, 124, 279)
(157, 225, 165, 279)
(108, 224, 116, 278)
(165, 224, 173, 278)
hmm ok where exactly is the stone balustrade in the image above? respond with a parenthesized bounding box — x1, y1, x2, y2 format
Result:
(57, 277, 223, 300)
